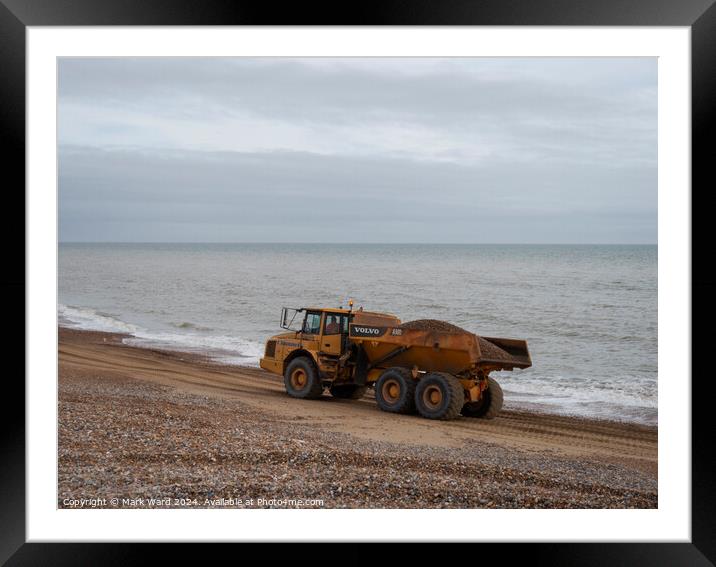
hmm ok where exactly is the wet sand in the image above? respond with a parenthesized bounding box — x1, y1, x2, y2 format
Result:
(58, 327, 657, 508)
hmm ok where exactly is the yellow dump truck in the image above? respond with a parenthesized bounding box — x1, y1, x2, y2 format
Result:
(259, 305, 531, 420)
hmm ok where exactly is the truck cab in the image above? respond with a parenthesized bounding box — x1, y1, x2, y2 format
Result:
(299, 308, 351, 356)
(259, 306, 400, 379)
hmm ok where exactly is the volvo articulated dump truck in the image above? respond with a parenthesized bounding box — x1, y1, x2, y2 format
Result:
(260, 305, 531, 420)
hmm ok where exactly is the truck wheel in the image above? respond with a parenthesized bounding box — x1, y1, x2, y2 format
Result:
(375, 367, 416, 414)
(284, 357, 323, 399)
(330, 384, 368, 400)
(415, 372, 465, 420)
(461, 377, 503, 419)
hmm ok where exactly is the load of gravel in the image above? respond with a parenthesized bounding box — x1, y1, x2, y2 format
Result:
(398, 319, 469, 334)
(398, 319, 514, 362)
(476, 338, 514, 361)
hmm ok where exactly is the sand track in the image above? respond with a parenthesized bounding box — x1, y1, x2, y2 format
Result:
(58, 330, 657, 476)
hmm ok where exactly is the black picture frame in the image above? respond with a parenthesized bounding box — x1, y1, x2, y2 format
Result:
(4, 0, 714, 562)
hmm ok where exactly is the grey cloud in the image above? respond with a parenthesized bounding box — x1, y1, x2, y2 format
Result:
(58, 57, 657, 243)
(58, 58, 656, 167)
(59, 146, 655, 243)
(58, 58, 655, 122)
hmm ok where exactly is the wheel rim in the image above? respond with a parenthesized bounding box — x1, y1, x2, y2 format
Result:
(290, 368, 308, 390)
(422, 385, 443, 409)
(381, 379, 401, 404)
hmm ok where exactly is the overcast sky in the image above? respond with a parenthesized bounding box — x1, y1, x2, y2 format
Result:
(58, 57, 656, 243)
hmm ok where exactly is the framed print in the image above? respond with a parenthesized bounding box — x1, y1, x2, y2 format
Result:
(4, 0, 714, 562)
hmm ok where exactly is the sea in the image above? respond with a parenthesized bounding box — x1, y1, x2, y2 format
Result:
(58, 243, 657, 425)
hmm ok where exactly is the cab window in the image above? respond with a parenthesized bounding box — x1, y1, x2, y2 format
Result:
(302, 312, 322, 335)
(324, 314, 348, 335)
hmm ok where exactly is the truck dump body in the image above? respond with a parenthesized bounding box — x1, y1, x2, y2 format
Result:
(349, 319, 531, 375)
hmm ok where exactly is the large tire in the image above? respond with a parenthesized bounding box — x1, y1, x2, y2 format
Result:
(375, 367, 417, 414)
(415, 372, 465, 420)
(329, 384, 368, 400)
(284, 357, 323, 399)
(461, 377, 503, 419)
